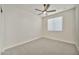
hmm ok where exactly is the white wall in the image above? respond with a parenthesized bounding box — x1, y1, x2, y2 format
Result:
(42, 8, 75, 44)
(2, 5, 42, 49)
(0, 5, 5, 54)
(75, 5, 79, 51)
(0, 5, 2, 54)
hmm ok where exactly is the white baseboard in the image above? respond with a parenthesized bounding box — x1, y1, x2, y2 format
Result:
(42, 36, 75, 45)
(2, 36, 76, 53)
(77, 47, 79, 52)
(2, 36, 42, 52)
(75, 45, 79, 52)
(0, 50, 1, 55)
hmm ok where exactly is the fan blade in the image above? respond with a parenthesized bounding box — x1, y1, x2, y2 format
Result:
(47, 10, 56, 12)
(43, 4, 46, 7)
(46, 4, 50, 10)
(38, 12, 43, 15)
(44, 4, 50, 11)
(35, 9, 42, 12)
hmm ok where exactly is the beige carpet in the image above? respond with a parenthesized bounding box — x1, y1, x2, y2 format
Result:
(2, 38, 79, 55)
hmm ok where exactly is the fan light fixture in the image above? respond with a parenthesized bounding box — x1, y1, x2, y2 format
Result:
(43, 11, 47, 15)
(35, 4, 56, 15)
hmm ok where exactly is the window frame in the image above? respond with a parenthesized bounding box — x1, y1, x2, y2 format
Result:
(47, 16, 64, 32)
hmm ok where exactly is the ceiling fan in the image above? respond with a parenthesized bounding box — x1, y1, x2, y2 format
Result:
(35, 4, 56, 15)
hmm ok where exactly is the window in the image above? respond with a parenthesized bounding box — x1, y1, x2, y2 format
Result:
(48, 16, 63, 31)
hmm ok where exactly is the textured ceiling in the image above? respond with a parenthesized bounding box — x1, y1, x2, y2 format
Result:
(2, 4, 75, 17)
(32, 4, 75, 16)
